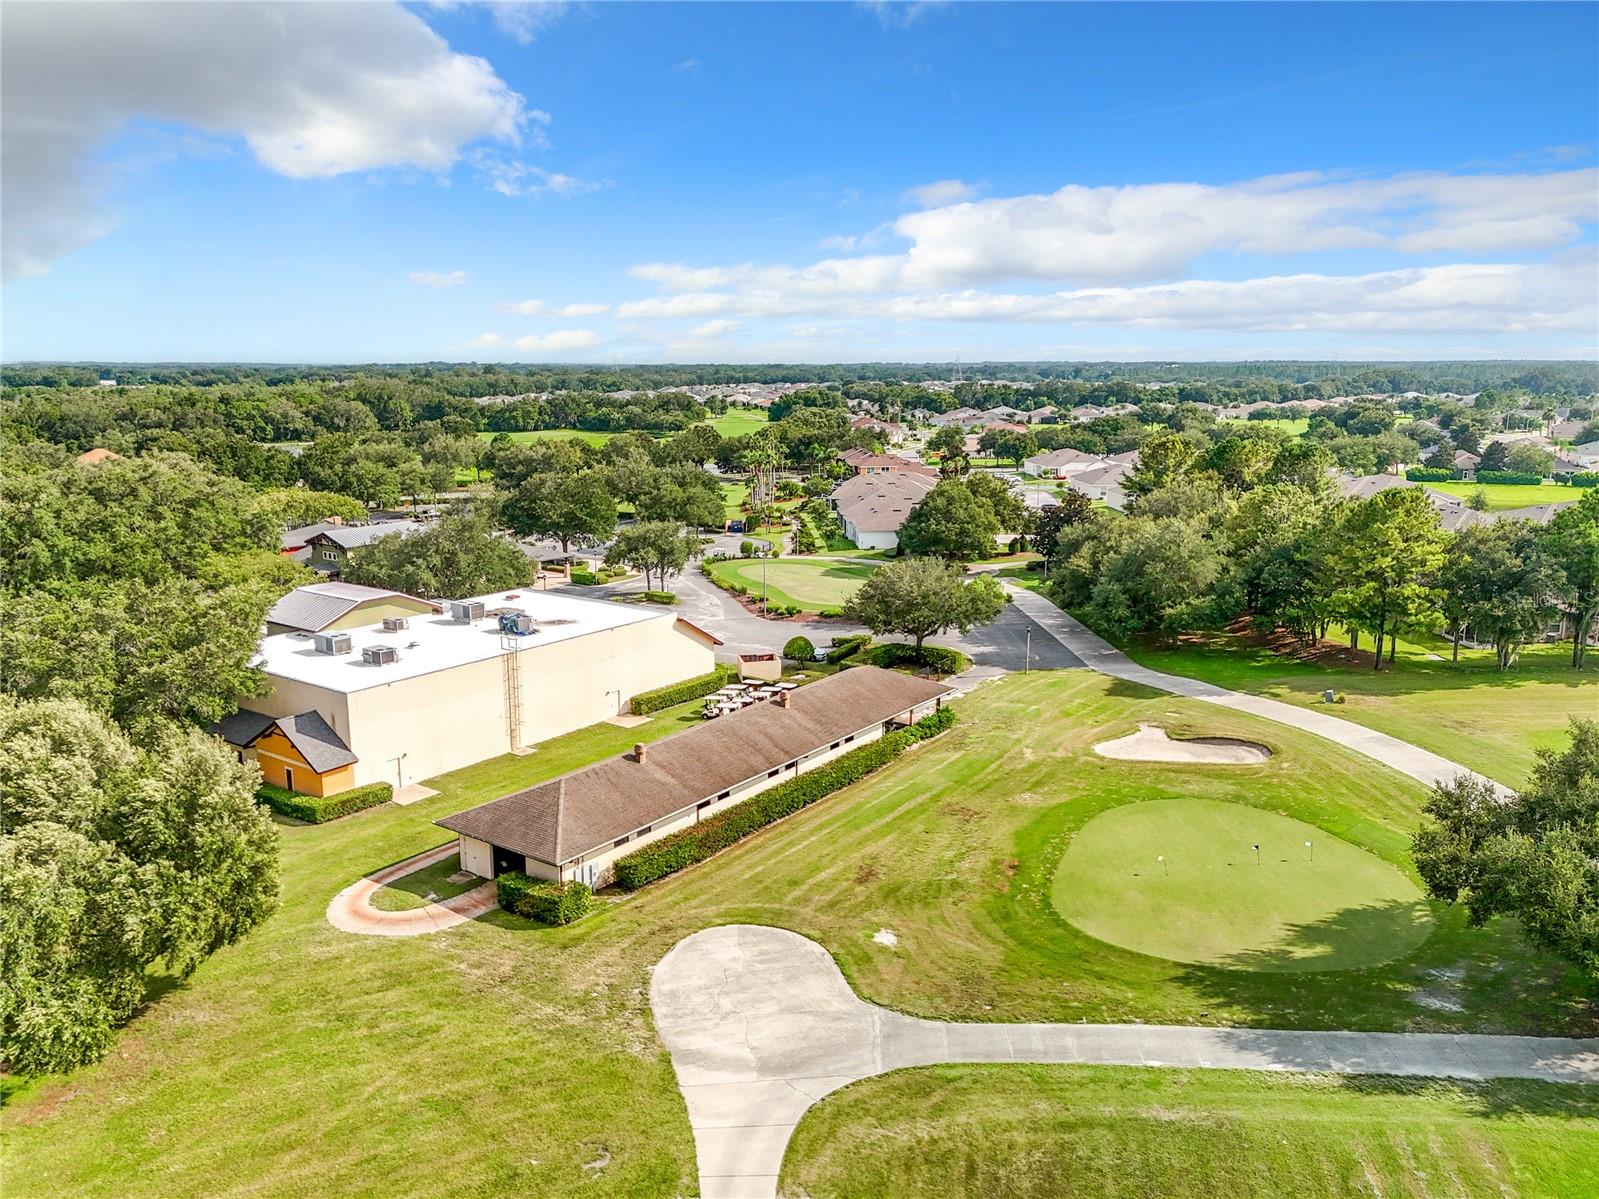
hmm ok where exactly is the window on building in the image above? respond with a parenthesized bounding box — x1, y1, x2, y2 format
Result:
(767, 768, 779, 778)
(830, 741, 841, 750)
(698, 799, 713, 811)
(639, 824, 652, 835)
(718, 790, 731, 800)
(844, 734, 855, 744)
(613, 834, 630, 848)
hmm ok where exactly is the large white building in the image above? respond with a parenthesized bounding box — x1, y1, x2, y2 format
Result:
(219, 587, 719, 794)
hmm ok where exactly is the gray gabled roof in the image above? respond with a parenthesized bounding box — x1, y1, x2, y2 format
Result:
(437, 666, 952, 866)
(274, 711, 359, 773)
(308, 522, 423, 551)
(212, 709, 277, 748)
(265, 581, 437, 632)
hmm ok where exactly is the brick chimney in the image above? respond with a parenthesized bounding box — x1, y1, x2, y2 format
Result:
(634, 742, 648, 763)
(777, 690, 790, 709)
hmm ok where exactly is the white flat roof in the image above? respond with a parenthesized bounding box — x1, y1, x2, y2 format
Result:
(255, 588, 671, 694)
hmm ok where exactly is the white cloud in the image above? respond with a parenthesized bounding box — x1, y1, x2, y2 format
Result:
(690, 319, 741, 339)
(511, 329, 602, 352)
(410, 270, 468, 288)
(859, 1, 948, 29)
(478, 158, 611, 198)
(499, 299, 612, 316)
(902, 178, 981, 208)
(1, 2, 528, 279)
(488, 1, 570, 45)
(467, 331, 506, 347)
(616, 168, 1597, 337)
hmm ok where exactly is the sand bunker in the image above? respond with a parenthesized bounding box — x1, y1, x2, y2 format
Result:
(1093, 723, 1271, 764)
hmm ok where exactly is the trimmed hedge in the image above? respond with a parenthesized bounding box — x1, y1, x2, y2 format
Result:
(1559, 472, 1599, 488)
(613, 707, 956, 890)
(257, 780, 392, 823)
(825, 633, 871, 663)
(640, 590, 678, 605)
(1405, 466, 1453, 482)
(496, 873, 593, 925)
(569, 569, 600, 585)
(1476, 470, 1545, 486)
(858, 642, 970, 677)
(630, 666, 734, 715)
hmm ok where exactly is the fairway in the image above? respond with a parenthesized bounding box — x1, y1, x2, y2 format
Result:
(705, 408, 770, 437)
(475, 428, 620, 446)
(709, 556, 877, 610)
(1051, 797, 1433, 971)
(1425, 480, 1581, 511)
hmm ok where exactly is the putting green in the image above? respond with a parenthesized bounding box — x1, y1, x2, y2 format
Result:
(709, 558, 878, 611)
(1051, 798, 1433, 972)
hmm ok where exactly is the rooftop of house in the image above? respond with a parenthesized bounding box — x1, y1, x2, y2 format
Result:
(831, 471, 937, 531)
(255, 587, 688, 694)
(1026, 446, 1103, 468)
(437, 665, 954, 866)
(307, 521, 424, 551)
(212, 709, 357, 773)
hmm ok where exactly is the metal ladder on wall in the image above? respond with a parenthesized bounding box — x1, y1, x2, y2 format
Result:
(500, 637, 523, 752)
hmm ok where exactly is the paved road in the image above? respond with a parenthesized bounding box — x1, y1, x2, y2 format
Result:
(654, 925, 1599, 1199)
(591, 556, 1081, 674)
(1002, 583, 1511, 797)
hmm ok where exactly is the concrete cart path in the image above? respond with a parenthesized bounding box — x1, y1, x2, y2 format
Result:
(1001, 583, 1513, 797)
(325, 842, 497, 937)
(652, 925, 1599, 1199)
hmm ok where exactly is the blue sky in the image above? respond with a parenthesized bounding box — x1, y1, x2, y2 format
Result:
(2, 1, 1596, 363)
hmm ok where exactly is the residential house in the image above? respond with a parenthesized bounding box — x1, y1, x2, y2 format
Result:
(437, 666, 952, 888)
(839, 448, 938, 478)
(1067, 461, 1134, 510)
(829, 472, 937, 550)
(302, 520, 422, 576)
(1023, 447, 1104, 479)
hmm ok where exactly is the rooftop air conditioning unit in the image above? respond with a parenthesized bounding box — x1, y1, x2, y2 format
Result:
(450, 600, 486, 623)
(381, 616, 409, 632)
(362, 644, 398, 666)
(312, 632, 352, 655)
(498, 610, 535, 636)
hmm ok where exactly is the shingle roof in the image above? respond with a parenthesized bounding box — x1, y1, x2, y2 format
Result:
(831, 472, 937, 532)
(212, 709, 276, 748)
(274, 711, 358, 773)
(437, 666, 953, 865)
(209, 709, 357, 773)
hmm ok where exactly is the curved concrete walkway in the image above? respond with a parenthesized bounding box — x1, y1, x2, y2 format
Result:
(325, 842, 497, 937)
(1002, 583, 1513, 797)
(652, 924, 1599, 1199)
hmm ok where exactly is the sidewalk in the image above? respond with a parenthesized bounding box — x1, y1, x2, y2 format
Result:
(1001, 583, 1511, 797)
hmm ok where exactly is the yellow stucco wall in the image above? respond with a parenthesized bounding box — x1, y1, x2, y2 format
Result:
(322, 598, 436, 632)
(251, 731, 356, 796)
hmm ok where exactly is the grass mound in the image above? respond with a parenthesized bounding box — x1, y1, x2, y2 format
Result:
(1051, 797, 1433, 972)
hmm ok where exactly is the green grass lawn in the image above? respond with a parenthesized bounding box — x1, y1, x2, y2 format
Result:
(1221, 417, 1310, 436)
(475, 428, 622, 447)
(369, 852, 483, 912)
(1115, 633, 1596, 787)
(6, 674, 1593, 1199)
(704, 408, 770, 438)
(1052, 797, 1432, 971)
(1426, 481, 1581, 511)
(708, 557, 878, 610)
(783, 1065, 1599, 1199)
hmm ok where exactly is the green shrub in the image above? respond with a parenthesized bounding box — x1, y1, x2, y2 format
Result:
(1405, 466, 1453, 482)
(739, 539, 755, 557)
(640, 590, 678, 605)
(1560, 472, 1599, 488)
(256, 780, 392, 823)
(569, 569, 599, 585)
(496, 873, 593, 924)
(629, 666, 734, 715)
(860, 642, 970, 676)
(613, 707, 956, 889)
(1476, 470, 1545, 486)
(784, 635, 816, 662)
(825, 633, 871, 663)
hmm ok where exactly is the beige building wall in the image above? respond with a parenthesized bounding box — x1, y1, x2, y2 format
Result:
(327, 614, 713, 789)
(458, 835, 493, 879)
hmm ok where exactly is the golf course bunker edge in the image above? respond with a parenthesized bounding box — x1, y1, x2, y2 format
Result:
(1050, 797, 1435, 972)
(1093, 722, 1272, 764)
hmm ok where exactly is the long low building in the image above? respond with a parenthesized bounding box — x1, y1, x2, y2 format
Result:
(219, 587, 720, 794)
(437, 665, 952, 888)
(830, 471, 937, 550)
